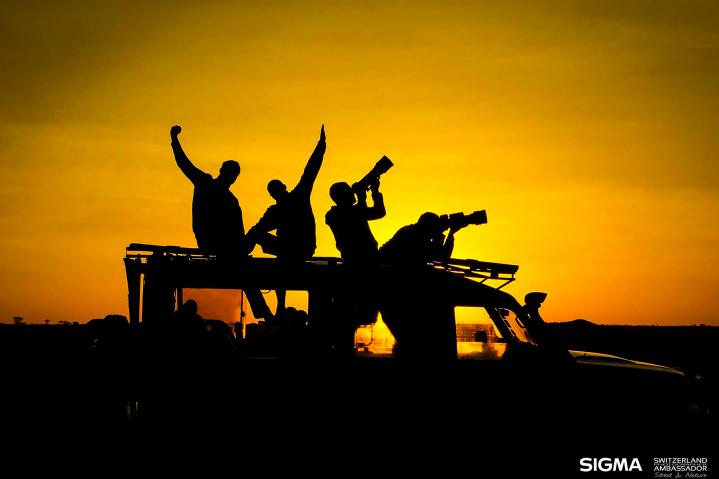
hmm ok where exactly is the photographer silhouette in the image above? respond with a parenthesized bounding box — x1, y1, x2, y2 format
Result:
(326, 175, 386, 264)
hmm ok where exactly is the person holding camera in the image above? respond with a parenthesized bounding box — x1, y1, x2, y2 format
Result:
(377, 211, 485, 358)
(378, 210, 486, 265)
(324, 174, 386, 349)
(378, 212, 459, 265)
(325, 177, 386, 264)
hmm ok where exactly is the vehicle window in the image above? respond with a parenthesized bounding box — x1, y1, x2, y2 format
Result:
(354, 313, 396, 356)
(455, 307, 507, 360)
(182, 288, 308, 337)
(498, 308, 534, 344)
(181, 288, 245, 324)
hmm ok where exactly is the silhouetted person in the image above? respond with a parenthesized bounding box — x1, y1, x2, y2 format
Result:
(325, 177, 385, 344)
(174, 299, 204, 333)
(170, 125, 247, 256)
(378, 212, 460, 265)
(247, 125, 326, 315)
(204, 319, 237, 357)
(170, 125, 272, 319)
(248, 125, 326, 261)
(375, 213, 466, 359)
(325, 177, 385, 264)
(171, 299, 205, 353)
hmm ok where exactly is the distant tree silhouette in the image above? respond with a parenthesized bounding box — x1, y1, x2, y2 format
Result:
(12, 316, 24, 325)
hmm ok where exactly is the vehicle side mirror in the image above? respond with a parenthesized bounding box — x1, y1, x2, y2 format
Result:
(524, 292, 547, 308)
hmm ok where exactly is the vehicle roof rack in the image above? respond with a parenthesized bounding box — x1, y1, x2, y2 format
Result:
(125, 244, 517, 290)
(126, 243, 208, 257)
(125, 243, 345, 265)
(430, 258, 518, 289)
(123, 243, 519, 325)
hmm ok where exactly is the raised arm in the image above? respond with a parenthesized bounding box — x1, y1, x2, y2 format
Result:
(170, 125, 206, 185)
(441, 228, 457, 260)
(295, 125, 326, 194)
(248, 205, 279, 236)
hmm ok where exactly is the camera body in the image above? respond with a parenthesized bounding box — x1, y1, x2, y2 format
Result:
(354, 155, 393, 191)
(439, 210, 488, 230)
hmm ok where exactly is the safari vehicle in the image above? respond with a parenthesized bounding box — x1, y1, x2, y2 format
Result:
(123, 243, 703, 421)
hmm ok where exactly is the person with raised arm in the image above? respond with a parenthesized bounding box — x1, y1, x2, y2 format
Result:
(170, 125, 272, 320)
(247, 125, 327, 316)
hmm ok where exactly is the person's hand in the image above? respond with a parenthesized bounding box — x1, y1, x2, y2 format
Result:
(170, 125, 182, 138)
(369, 177, 380, 192)
(449, 225, 462, 235)
(319, 124, 326, 143)
(352, 182, 367, 198)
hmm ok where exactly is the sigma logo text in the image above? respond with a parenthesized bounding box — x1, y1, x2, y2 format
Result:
(579, 458, 643, 472)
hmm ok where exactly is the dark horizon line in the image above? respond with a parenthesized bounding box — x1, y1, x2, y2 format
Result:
(2, 319, 718, 328)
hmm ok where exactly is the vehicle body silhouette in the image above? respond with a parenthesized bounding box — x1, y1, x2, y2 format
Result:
(123, 243, 704, 424)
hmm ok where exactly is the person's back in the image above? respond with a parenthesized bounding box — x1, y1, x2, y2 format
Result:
(192, 174, 245, 254)
(378, 224, 429, 265)
(378, 213, 452, 265)
(271, 186, 317, 260)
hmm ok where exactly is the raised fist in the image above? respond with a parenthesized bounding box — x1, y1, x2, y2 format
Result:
(170, 125, 182, 137)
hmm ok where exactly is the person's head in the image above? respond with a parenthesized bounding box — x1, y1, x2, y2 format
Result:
(417, 212, 442, 234)
(329, 182, 356, 207)
(218, 160, 240, 187)
(183, 299, 198, 316)
(267, 179, 288, 202)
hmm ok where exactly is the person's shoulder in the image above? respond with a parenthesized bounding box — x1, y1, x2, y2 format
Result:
(288, 185, 310, 200)
(325, 206, 338, 223)
(194, 172, 213, 186)
(261, 203, 279, 218)
(386, 224, 417, 243)
(396, 224, 416, 235)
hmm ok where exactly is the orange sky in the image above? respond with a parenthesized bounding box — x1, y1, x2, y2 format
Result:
(1, 1, 718, 325)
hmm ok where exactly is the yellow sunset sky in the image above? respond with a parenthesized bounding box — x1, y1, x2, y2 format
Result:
(1, 1, 718, 325)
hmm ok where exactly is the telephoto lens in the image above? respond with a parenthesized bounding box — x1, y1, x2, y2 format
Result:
(443, 210, 488, 230)
(465, 210, 487, 225)
(355, 155, 393, 191)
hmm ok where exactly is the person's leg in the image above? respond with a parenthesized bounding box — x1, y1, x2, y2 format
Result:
(251, 233, 285, 317)
(275, 289, 286, 318)
(244, 288, 273, 321)
(255, 233, 280, 256)
(273, 253, 308, 318)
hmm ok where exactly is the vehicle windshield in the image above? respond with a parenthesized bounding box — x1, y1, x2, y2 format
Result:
(455, 305, 535, 359)
(494, 306, 535, 344)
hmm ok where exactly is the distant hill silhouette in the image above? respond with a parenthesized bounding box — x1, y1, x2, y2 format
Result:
(554, 318, 597, 327)
(547, 322, 718, 374)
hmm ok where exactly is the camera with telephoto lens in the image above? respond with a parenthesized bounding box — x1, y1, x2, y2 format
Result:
(439, 210, 488, 230)
(354, 155, 393, 191)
